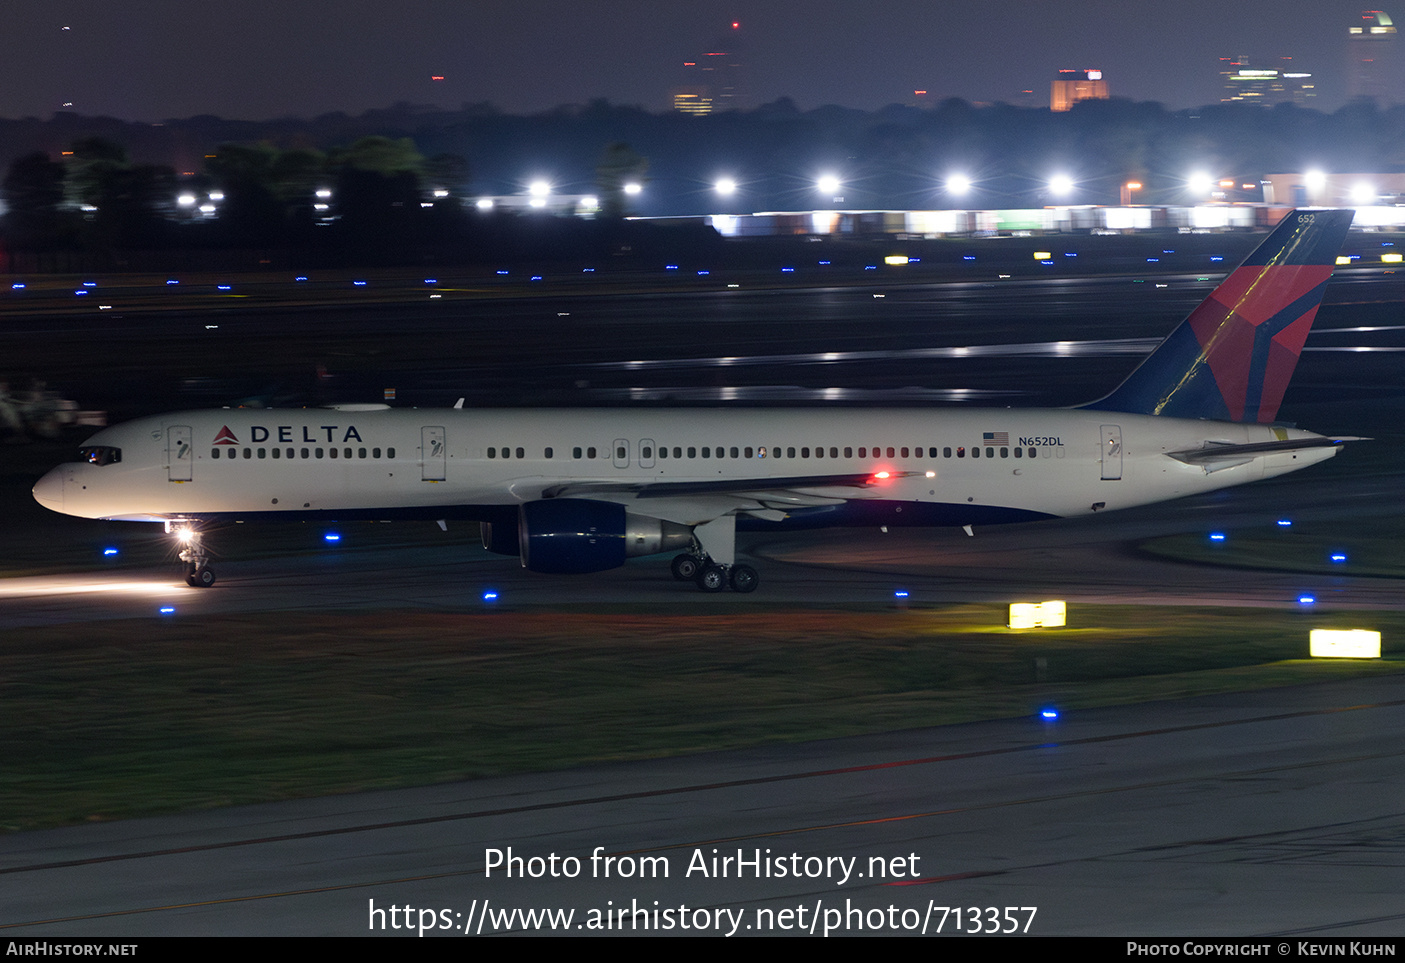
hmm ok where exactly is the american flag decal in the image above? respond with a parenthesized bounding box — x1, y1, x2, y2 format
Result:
(983, 431, 1009, 445)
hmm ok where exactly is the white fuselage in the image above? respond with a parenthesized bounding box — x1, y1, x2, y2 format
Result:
(32, 406, 1337, 528)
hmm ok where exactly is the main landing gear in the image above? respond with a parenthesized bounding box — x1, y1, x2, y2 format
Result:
(175, 526, 216, 588)
(671, 553, 758, 593)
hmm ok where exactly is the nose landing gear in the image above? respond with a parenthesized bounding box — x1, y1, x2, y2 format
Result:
(175, 526, 216, 588)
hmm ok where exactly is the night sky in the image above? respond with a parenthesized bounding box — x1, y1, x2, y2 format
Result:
(0, 1, 1389, 121)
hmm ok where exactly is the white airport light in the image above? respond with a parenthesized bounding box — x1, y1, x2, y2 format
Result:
(1309, 629, 1381, 658)
(432, 189, 449, 198)
(177, 193, 196, 207)
(1187, 172, 1214, 195)
(207, 191, 224, 201)
(1351, 182, 1376, 206)
(623, 182, 642, 195)
(1008, 600, 1067, 629)
(529, 197, 547, 208)
(715, 177, 737, 196)
(476, 198, 494, 210)
(315, 188, 332, 199)
(1048, 174, 1074, 197)
(817, 174, 841, 195)
(1304, 169, 1327, 192)
(884, 255, 909, 265)
(528, 180, 551, 197)
(946, 174, 971, 195)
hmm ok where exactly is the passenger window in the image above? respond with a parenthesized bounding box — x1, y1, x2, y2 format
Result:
(901, 447, 909, 458)
(986, 447, 994, 458)
(673, 447, 682, 458)
(687, 447, 696, 458)
(1000, 447, 1008, 458)
(886, 447, 895, 458)
(801, 447, 810, 458)
(211, 448, 220, 459)
(272, 448, 280, 459)
(373, 448, 381, 458)
(787, 447, 796, 458)
(642, 446, 652, 459)
(316, 448, 324, 459)
(243, 448, 252, 459)
(301, 448, 310, 458)
(957, 447, 965, 458)
(858, 447, 866, 458)
(730, 447, 739, 458)
(488, 448, 496, 459)
(587, 447, 597, 458)
(702, 447, 710, 459)
(573, 447, 582, 459)
(330, 447, 338, 459)
(943, 447, 951, 458)
(358, 448, 366, 458)
(516, 448, 525, 459)
(1014, 447, 1023, 458)
(544, 447, 553, 459)
(258, 448, 266, 459)
(844, 447, 852, 458)
(972, 447, 980, 458)
(387, 447, 395, 458)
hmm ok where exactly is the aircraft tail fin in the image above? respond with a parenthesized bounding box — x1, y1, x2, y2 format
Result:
(1084, 209, 1354, 423)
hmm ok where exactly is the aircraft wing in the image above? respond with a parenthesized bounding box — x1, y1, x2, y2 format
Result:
(540, 470, 921, 500)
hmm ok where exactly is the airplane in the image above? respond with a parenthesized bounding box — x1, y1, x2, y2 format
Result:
(33, 208, 1359, 593)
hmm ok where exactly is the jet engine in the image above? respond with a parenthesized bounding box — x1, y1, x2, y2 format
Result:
(517, 498, 693, 574)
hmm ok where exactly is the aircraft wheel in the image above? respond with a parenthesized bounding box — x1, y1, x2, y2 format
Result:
(671, 554, 701, 581)
(728, 564, 759, 593)
(695, 565, 727, 592)
(189, 567, 216, 588)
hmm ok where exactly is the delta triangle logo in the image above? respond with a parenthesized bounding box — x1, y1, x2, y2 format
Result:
(212, 425, 239, 446)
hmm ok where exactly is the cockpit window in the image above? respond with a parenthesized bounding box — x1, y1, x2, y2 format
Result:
(78, 446, 121, 466)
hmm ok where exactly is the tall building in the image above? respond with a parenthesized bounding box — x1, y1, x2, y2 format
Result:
(672, 20, 747, 115)
(1219, 56, 1316, 106)
(1348, 10, 1398, 101)
(1050, 69, 1108, 111)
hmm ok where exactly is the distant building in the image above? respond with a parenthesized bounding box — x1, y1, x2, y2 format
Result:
(673, 21, 747, 114)
(1050, 69, 1108, 111)
(671, 87, 713, 116)
(1349, 10, 1399, 101)
(1218, 56, 1316, 106)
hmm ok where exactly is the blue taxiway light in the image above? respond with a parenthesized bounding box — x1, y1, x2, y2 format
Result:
(582, 267, 595, 272)
(353, 280, 367, 286)
(818, 260, 831, 265)
(1330, 553, 1347, 563)
(781, 267, 794, 273)
(159, 606, 175, 615)
(82, 281, 96, 287)
(1209, 532, 1226, 542)
(530, 276, 543, 281)
(102, 547, 118, 556)
(864, 265, 877, 270)
(217, 285, 231, 291)
(665, 265, 678, 270)
(74, 289, 88, 296)
(324, 533, 341, 542)
(1298, 595, 1316, 606)
(11, 283, 24, 290)
(1146, 258, 1160, 263)
(1277, 519, 1293, 527)
(962, 255, 976, 261)
(295, 276, 308, 282)
(697, 270, 710, 276)
(165, 279, 179, 285)
(496, 270, 509, 275)
(893, 590, 909, 598)
(424, 279, 437, 284)
(1210, 256, 1224, 262)
(1039, 708, 1060, 721)
(482, 591, 499, 602)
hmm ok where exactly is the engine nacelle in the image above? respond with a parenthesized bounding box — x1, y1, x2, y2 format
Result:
(518, 499, 693, 574)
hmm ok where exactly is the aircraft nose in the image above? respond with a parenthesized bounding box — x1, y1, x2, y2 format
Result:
(32, 467, 65, 513)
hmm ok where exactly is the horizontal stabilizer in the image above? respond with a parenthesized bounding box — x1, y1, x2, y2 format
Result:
(1165, 436, 1365, 466)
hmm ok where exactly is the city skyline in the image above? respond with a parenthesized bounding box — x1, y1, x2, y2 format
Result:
(0, 0, 1393, 122)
